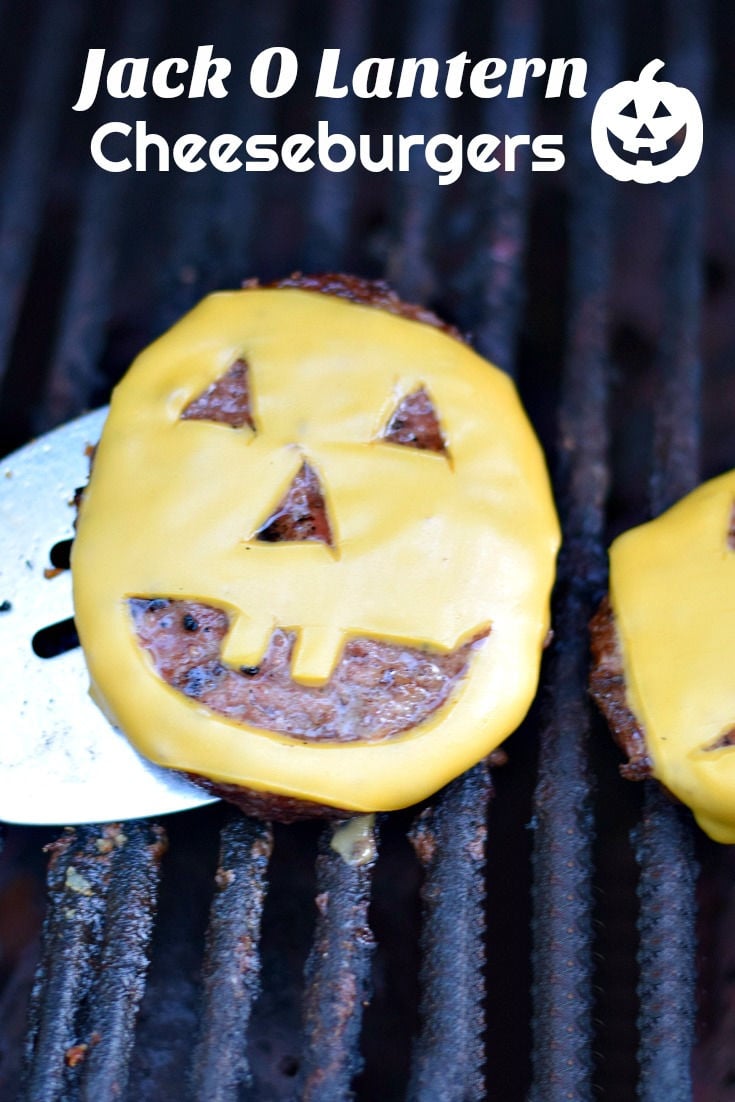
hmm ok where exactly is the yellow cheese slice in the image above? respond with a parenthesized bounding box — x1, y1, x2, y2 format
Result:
(610, 470, 735, 843)
(72, 286, 560, 812)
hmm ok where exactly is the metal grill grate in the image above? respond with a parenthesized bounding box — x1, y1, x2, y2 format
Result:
(0, 0, 729, 1098)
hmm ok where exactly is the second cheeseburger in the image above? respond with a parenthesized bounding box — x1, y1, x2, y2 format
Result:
(71, 275, 560, 820)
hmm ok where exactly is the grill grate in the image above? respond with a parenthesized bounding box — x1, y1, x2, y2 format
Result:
(407, 764, 491, 1102)
(22, 822, 164, 1102)
(633, 3, 710, 1098)
(191, 814, 273, 1100)
(298, 822, 376, 1102)
(0, 0, 729, 1098)
(529, 1, 617, 1096)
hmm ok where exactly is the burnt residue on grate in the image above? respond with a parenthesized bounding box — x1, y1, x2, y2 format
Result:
(407, 763, 491, 1102)
(21, 821, 166, 1102)
(297, 818, 377, 1102)
(190, 813, 273, 1100)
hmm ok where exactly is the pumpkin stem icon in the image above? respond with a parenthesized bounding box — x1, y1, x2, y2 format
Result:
(639, 59, 666, 83)
(591, 59, 703, 183)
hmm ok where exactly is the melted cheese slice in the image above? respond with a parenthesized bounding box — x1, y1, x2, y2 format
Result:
(610, 470, 735, 843)
(72, 288, 560, 812)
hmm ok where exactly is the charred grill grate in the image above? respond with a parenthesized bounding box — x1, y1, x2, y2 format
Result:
(191, 814, 273, 1100)
(22, 822, 165, 1102)
(0, 0, 728, 1098)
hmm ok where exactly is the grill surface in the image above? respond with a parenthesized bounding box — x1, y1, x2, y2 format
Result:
(1, 1, 734, 1099)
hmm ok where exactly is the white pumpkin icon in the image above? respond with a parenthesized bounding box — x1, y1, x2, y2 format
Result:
(591, 60, 703, 183)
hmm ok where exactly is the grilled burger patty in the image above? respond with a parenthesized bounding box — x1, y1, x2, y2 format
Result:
(131, 599, 487, 746)
(588, 471, 735, 844)
(131, 278, 483, 750)
(73, 271, 559, 822)
(589, 596, 652, 781)
(131, 275, 484, 819)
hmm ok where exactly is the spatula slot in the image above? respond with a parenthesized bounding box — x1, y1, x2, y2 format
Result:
(32, 617, 80, 658)
(49, 539, 73, 570)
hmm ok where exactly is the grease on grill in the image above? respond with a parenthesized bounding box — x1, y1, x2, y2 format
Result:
(64, 1044, 88, 1068)
(330, 814, 377, 866)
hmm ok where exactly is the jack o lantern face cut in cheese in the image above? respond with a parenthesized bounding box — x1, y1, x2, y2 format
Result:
(72, 281, 560, 815)
(608, 471, 735, 844)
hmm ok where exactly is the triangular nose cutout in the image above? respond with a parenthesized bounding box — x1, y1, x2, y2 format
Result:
(255, 463, 334, 546)
(636, 123, 655, 140)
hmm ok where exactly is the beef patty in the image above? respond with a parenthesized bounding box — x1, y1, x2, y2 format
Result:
(130, 598, 488, 745)
(130, 274, 486, 748)
(589, 596, 652, 781)
(120, 273, 489, 819)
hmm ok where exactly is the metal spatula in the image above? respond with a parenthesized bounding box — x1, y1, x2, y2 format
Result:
(0, 410, 217, 825)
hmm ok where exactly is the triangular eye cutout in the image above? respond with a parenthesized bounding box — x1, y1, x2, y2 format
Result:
(653, 101, 672, 118)
(255, 463, 333, 546)
(619, 99, 637, 118)
(382, 387, 448, 454)
(702, 727, 735, 752)
(181, 360, 255, 430)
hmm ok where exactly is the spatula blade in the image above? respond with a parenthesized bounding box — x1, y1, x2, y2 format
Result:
(0, 410, 217, 824)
